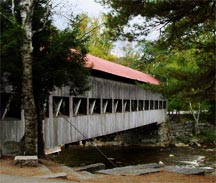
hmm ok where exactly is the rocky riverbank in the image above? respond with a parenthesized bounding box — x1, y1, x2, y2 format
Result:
(91, 116, 216, 148)
(0, 156, 216, 183)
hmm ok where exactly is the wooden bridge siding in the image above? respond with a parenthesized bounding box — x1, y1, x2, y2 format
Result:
(43, 76, 167, 148)
(52, 77, 164, 101)
(0, 119, 24, 143)
(0, 110, 25, 143)
(43, 109, 166, 148)
(0, 76, 167, 148)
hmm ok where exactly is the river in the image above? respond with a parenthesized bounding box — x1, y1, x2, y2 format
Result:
(50, 144, 216, 173)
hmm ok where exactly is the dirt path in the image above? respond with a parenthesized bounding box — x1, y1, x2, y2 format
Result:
(0, 157, 216, 183)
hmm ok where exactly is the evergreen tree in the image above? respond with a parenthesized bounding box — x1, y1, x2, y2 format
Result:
(99, 0, 215, 100)
(0, 0, 90, 156)
(74, 14, 117, 61)
(98, 0, 215, 123)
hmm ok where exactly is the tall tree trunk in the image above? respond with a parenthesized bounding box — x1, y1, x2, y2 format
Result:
(35, 101, 46, 158)
(189, 102, 201, 135)
(20, 0, 38, 155)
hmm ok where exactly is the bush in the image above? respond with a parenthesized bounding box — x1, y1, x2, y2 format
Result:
(200, 128, 216, 142)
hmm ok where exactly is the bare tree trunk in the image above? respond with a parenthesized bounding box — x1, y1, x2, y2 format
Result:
(20, 0, 38, 155)
(35, 101, 46, 158)
(189, 102, 201, 135)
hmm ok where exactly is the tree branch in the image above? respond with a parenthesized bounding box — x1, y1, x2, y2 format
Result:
(11, 0, 15, 16)
(0, 12, 16, 24)
(32, 0, 51, 35)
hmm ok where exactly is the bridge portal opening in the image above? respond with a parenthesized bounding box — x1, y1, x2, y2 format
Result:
(114, 99, 122, 113)
(131, 100, 138, 111)
(89, 98, 101, 114)
(73, 97, 87, 116)
(138, 100, 144, 111)
(53, 96, 69, 116)
(123, 100, 130, 112)
(144, 100, 149, 110)
(0, 93, 21, 119)
(103, 99, 112, 113)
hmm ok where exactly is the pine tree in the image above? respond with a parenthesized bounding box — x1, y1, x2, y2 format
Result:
(0, 0, 90, 156)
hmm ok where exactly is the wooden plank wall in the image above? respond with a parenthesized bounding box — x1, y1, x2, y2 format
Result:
(43, 110, 166, 148)
(44, 77, 167, 148)
(0, 110, 25, 143)
(0, 77, 167, 148)
(0, 119, 24, 143)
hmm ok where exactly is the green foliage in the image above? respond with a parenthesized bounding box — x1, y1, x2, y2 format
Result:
(0, 1, 90, 109)
(0, 1, 23, 93)
(99, 0, 215, 41)
(73, 14, 117, 61)
(98, 0, 215, 115)
(199, 128, 216, 142)
(32, 27, 90, 107)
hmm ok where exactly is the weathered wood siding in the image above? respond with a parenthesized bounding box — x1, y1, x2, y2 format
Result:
(44, 77, 167, 148)
(0, 119, 24, 143)
(0, 77, 167, 148)
(0, 110, 25, 143)
(52, 77, 164, 100)
(43, 110, 166, 148)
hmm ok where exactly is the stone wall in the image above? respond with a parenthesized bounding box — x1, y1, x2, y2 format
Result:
(96, 119, 212, 147)
(95, 122, 168, 147)
(168, 120, 194, 144)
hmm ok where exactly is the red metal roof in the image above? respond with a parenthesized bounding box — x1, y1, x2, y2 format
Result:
(85, 54, 159, 85)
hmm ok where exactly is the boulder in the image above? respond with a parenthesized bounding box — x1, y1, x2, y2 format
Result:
(175, 142, 189, 147)
(97, 163, 163, 176)
(36, 172, 67, 179)
(14, 156, 38, 167)
(75, 163, 106, 173)
(2, 141, 21, 156)
(165, 166, 205, 175)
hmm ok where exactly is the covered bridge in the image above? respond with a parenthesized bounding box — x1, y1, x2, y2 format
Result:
(0, 54, 167, 149)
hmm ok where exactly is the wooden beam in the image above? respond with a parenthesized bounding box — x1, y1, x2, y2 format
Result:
(49, 95, 53, 118)
(87, 98, 89, 115)
(1, 95, 13, 119)
(55, 98, 63, 117)
(114, 100, 118, 112)
(103, 100, 108, 113)
(74, 99, 82, 116)
(89, 100, 96, 114)
(69, 97, 73, 118)
(123, 101, 127, 112)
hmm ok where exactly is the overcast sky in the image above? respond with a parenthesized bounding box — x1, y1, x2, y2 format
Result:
(52, 0, 106, 29)
(51, 0, 159, 56)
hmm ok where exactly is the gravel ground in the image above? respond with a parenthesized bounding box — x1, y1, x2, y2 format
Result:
(0, 157, 216, 183)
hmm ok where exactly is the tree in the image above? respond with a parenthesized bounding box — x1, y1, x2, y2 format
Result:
(98, 0, 215, 41)
(0, 0, 90, 156)
(98, 0, 215, 126)
(72, 14, 117, 61)
(99, 0, 215, 98)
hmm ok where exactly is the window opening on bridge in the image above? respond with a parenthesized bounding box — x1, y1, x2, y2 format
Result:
(89, 98, 101, 114)
(102, 99, 112, 113)
(138, 100, 144, 111)
(155, 100, 158, 110)
(144, 100, 149, 110)
(150, 100, 154, 110)
(0, 93, 21, 119)
(123, 100, 130, 112)
(163, 101, 167, 109)
(131, 100, 138, 111)
(53, 96, 69, 117)
(159, 101, 163, 109)
(114, 99, 122, 113)
(73, 98, 87, 116)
